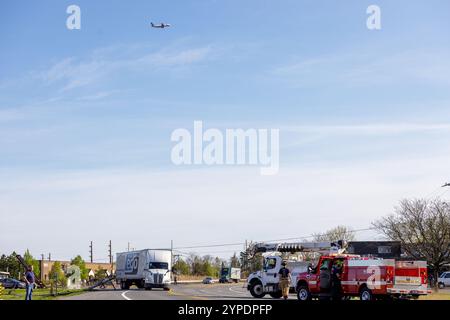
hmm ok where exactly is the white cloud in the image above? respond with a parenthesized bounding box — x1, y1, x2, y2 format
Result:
(1, 153, 449, 259)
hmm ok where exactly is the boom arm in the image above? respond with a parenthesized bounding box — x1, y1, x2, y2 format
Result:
(251, 240, 347, 255)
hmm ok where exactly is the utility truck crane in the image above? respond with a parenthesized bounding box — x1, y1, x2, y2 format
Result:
(246, 241, 346, 298)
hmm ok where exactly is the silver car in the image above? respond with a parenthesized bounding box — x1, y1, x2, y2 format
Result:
(202, 277, 215, 284)
(438, 272, 450, 289)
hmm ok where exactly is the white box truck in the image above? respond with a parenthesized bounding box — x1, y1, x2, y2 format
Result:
(219, 266, 241, 283)
(116, 249, 172, 290)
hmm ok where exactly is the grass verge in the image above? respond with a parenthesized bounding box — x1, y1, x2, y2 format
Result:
(0, 288, 85, 300)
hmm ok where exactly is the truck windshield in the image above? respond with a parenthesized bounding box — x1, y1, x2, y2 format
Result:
(149, 262, 169, 269)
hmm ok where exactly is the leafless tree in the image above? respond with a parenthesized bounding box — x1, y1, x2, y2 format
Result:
(373, 199, 450, 286)
(313, 225, 356, 242)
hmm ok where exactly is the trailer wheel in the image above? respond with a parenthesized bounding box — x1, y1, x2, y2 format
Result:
(249, 281, 266, 298)
(297, 285, 311, 301)
(269, 291, 283, 299)
(359, 287, 374, 301)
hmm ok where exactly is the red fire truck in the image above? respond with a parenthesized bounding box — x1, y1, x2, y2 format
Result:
(296, 254, 431, 300)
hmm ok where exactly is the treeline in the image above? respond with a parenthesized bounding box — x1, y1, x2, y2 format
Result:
(0, 250, 40, 280)
(0, 250, 102, 287)
(173, 253, 241, 277)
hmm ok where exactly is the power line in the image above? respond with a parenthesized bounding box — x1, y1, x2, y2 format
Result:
(173, 227, 377, 251)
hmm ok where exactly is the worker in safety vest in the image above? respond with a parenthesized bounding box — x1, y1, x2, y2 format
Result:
(278, 261, 291, 300)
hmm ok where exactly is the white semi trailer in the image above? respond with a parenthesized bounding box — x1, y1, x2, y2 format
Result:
(116, 249, 172, 290)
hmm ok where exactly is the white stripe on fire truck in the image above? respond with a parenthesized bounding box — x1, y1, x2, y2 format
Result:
(340, 280, 387, 286)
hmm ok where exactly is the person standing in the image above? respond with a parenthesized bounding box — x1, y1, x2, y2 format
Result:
(278, 261, 291, 300)
(331, 259, 343, 301)
(24, 265, 35, 301)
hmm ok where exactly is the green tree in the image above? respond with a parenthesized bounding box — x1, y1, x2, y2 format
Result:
(49, 261, 66, 287)
(173, 258, 190, 275)
(202, 256, 217, 277)
(187, 254, 204, 275)
(70, 255, 88, 280)
(0, 252, 21, 279)
(23, 249, 40, 279)
(230, 253, 241, 268)
(94, 268, 108, 280)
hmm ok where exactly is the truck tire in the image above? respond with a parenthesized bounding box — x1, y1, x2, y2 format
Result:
(438, 282, 445, 289)
(249, 281, 266, 298)
(120, 281, 130, 290)
(359, 287, 374, 301)
(136, 280, 145, 289)
(269, 291, 283, 299)
(297, 285, 311, 301)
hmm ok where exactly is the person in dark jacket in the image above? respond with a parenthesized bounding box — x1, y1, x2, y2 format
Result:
(331, 259, 343, 300)
(278, 261, 291, 300)
(24, 265, 35, 301)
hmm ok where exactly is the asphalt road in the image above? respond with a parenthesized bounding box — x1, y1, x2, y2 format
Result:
(60, 283, 297, 300)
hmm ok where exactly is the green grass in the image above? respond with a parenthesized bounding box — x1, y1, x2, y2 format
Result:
(0, 288, 85, 300)
(419, 291, 450, 300)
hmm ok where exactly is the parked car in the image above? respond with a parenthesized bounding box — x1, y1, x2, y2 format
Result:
(438, 272, 450, 289)
(202, 277, 215, 284)
(0, 278, 26, 289)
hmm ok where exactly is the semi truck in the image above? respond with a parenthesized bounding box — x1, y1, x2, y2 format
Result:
(116, 249, 172, 290)
(219, 267, 241, 283)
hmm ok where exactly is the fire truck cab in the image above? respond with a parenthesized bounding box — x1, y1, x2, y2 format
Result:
(296, 255, 430, 301)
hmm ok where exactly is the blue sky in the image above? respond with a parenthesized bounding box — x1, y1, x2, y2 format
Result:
(1, 1, 450, 260)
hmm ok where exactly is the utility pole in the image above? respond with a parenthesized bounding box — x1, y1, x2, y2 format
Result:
(41, 254, 44, 261)
(170, 240, 174, 283)
(108, 240, 113, 270)
(48, 253, 51, 261)
(89, 241, 93, 263)
(244, 240, 248, 272)
(170, 240, 174, 268)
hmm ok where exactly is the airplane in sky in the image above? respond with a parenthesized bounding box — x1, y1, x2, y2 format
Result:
(151, 22, 171, 29)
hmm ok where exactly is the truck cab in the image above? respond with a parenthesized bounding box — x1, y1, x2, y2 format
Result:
(145, 261, 171, 290)
(296, 255, 349, 300)
(247, 255, 284, 298)
(247, 255, 309, 299)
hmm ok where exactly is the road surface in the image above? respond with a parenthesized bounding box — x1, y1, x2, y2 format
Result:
(60, 283, 297, 300)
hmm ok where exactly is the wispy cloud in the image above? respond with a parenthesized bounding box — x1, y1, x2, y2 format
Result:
(271, 49, 450, 88)
(283, 122, 450, 136)
(34, 43, 214, 92)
